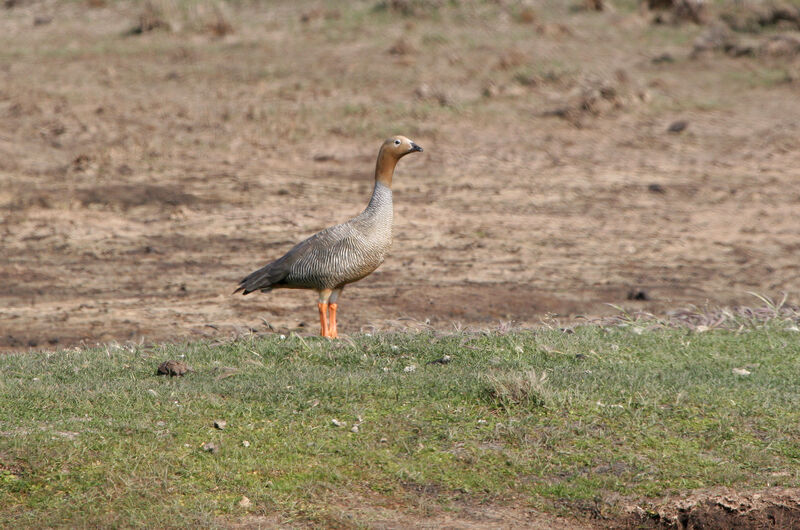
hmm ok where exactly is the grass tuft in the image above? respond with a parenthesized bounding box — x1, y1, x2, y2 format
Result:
(483, 369, 549, 410)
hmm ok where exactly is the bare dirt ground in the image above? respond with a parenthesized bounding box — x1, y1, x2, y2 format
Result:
(2, 0, 800, 355)
(621, 487, 800, 529)
(222, 487, 800, 529)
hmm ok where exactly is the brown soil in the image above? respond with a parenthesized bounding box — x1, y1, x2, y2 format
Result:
(223, 488, 595, 529)
(622, 488, 800, 529)
(222, 487, 800, 529)
(2, 1, 800, 352)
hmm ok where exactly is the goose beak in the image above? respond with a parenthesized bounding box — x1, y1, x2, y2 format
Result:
(410, 143, 423, 153)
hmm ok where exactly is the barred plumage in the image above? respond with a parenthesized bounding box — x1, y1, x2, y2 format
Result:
(235, 136, 423, 338)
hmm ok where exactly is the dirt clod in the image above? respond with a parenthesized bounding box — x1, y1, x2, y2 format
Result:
(759, 34, 800, 56)
(645, 0, 706, 25)
(378, 0, 441, 17)
(516, 8, 537, 24)
(626, 488, 800, 529)
(720, 2, 800, 33)
(388, 37, 416, 56)
(413, 84, 453, 107)
(157, 361, 191, 377)
(651, 52, 675, 64)
(583, 0, 605, 12)
(667, 120, 688, 133)
(205, 8, 233, 37)
(129, 2, 170, 35)
(543, 76, 649, 125)
(646, 0, 674, 9)
(627, 289, 650, 301)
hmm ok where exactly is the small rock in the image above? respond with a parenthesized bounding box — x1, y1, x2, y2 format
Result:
(627, 289, 650, 301)
(495, 48, 527, 71)
(238, 496, 251, 508)
(300, 8, 321, 23)
(536, 22, 572, 37)
(414, 84, 452, 107)
(631, 327, 644, 335)
(668, 120, 688, 133)
(129, 4, 171, 35)
(202, 442, 219, 454)
(517, 7, 536, 24)
(157, 360, 191, 377)
(350, 424, 359, 433)
(214, 420, 227, 430)
(331, 418, 346, 427)
(242, 440, 250, 447)
(482, 83, 501, 98)
(426, 355, 451, 365)
(651, 52, 674, 64)
(582, 0, 605, 10)
(648, 183, 666, 194)
(389, 37, 416, 56)
(379, 437, 388, 443)
(732, 368, 751, 376)
(403, 365, 416, 373)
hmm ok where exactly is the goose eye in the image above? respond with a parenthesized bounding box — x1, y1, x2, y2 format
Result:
(394, 139, 401, 145)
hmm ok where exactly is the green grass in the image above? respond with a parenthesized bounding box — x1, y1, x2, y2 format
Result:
(1, 325, 800, 526)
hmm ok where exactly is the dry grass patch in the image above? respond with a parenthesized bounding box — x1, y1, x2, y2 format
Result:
(484, 369, 549, 410)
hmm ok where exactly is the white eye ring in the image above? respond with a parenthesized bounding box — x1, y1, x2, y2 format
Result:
(394, 139, 401, 145)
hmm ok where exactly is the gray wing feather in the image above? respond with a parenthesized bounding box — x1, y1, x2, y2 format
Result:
(235, 224, 354, 295)
(234, 234, 318, 295)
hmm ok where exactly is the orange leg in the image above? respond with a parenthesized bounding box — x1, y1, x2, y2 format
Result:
(317, 302, 330, 337)
(329, 304, 338, 338)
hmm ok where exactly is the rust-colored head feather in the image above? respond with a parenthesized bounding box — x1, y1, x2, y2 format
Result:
(374, 135, 423, 187)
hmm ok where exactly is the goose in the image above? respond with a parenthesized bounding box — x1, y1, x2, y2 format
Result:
(235, 136, 423, 338)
